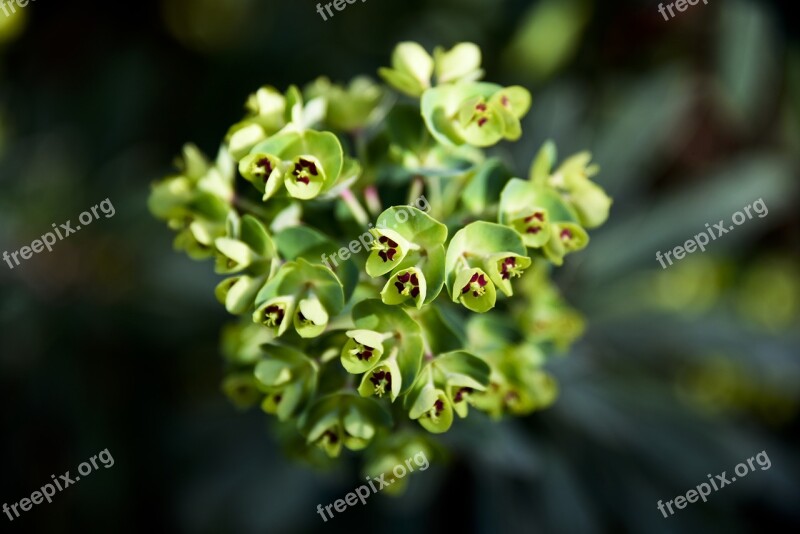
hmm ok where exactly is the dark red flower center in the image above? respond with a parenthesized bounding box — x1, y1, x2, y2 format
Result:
(523, 211, 546, 234)
(292, 158, 319, 185)
(369, 370, 392, 388)
(263, 305, 285, 326)
(500, 257, 516, 280)
(472, 101, 490, 127)
(256, 157, 274, 183)
(461, 272, 488, 297)
(377, 235, 399, 262)
(453, 387, 473, 403)
(356, 344, 374, 361)
(394, 271, 421, 298)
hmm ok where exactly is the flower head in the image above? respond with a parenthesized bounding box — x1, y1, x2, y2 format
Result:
(381, 267, 427, 308)
(453, 267, 496, 313)
(238, 152, 284, 200)
(285, 155, 326, 199)
(366, 227, 415, 277)
(510, 208, 551, 248)
(253, 296, 296, 337)
(485, 253, 532, 297)
(414, 390, 453, 433)
(358, 359, 402, 401)
(341, 329, 386, 374)
(292, 294, 329, 338)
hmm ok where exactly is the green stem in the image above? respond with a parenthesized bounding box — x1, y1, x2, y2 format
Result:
(364, 185, 382, 217)
(426, 175, 443, 220)
(233, 195, 271, 220)
(408, 176, 424, 205)
(340, 188, 370, 226)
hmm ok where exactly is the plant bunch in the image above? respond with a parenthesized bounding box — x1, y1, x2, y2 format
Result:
(149, 42, 611, 468)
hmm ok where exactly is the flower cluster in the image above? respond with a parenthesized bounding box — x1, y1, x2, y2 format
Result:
(149, 42, 611, 471)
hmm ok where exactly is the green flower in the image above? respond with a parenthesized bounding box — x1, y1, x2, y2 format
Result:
(253, 296, 295, 337)
(244, 130, 344, 201)
(445, 221, 529, 312)
(304, 76, 386, 132)
(226, 86, 287, 160)
(378, 41, 434, 97)
(221, 373, 262, 409)
(548, 151, 611, 229)
(358, 359, 402, 401)
(469, 345, 558, 418)
(409, 384, 453, 434)
(433, 42, 483, 84)
(214, 213, 276, 275)
(292, 294, 329, 338)
(484, 253, 532, 297)
(499, 177, 591, 264)
(453, 267, 496, 313)
(238, 152, 284, 201)
(253, 345, 318, 421)
(421, 83, 531, 147)
(381, 267, 427, 308)
(366, 227, 416, 277)
(148, 145, 234, 260)
(301, 394, 392, 458)
(215, 274, 267, 315)
(252, 259, 345, 339)
(542, 222, 589, 266)
(341, 329, 387, 374)
(508, 208, 551, 248)
(406, 351, 489, 431)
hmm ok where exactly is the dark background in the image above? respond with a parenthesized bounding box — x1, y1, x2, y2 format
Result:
(1, 0, 798, 532)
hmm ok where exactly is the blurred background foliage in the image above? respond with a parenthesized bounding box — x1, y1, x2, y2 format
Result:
(0, 0, 798, 532)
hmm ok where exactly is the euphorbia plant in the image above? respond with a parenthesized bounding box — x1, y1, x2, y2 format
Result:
(149, 42, 611, 475)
